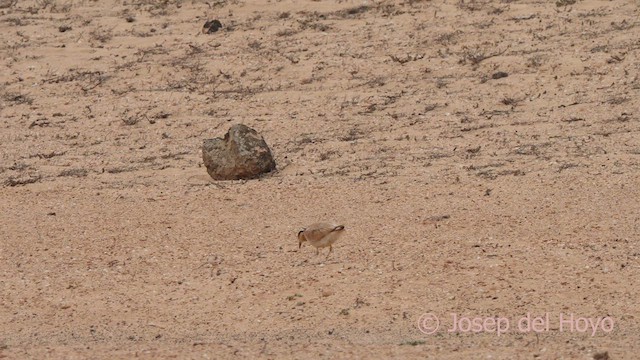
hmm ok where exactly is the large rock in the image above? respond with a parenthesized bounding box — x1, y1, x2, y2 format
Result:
(202, 124, 276, 180)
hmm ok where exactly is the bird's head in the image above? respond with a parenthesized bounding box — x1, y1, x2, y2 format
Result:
(297, 229, 306, 248)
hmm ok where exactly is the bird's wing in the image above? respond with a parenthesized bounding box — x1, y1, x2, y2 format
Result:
(304, 223, 342, 242)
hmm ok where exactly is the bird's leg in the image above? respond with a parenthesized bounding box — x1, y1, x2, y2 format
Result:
(316, 247, 319, 256)
(326, 245, 332, 259)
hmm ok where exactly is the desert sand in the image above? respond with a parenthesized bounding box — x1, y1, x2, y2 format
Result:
(1, 0, 639, 358)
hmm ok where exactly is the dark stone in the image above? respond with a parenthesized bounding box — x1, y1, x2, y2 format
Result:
(202, 124, 276, 180)
(492, 71, 509, 80)
(202, 20, 222, 34)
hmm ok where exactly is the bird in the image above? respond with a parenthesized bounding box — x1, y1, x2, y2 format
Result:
(298, 222, 345, 259)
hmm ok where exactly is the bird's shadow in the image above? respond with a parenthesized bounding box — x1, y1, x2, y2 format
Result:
(295, 257, 341, 266)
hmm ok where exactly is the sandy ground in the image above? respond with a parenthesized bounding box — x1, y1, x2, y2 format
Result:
(1, 0, 639, 358)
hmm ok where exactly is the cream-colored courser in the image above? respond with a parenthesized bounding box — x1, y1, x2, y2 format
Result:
(298, 222, 345, 258)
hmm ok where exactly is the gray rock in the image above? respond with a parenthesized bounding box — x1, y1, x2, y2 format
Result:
(202, 124, 276, 180)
